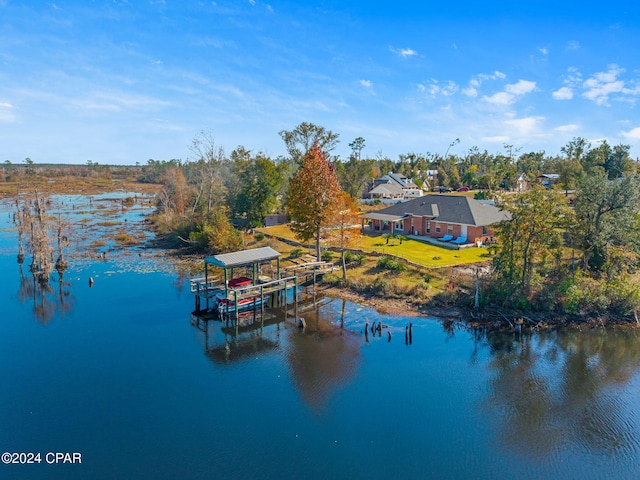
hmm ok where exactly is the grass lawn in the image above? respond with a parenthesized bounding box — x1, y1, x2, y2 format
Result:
(258, 224, 491, 268)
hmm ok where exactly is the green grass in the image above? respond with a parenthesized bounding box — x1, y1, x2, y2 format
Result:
(259, 224, 490, 267)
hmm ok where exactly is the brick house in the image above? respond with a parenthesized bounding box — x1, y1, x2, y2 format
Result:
(361, 194, 509, 245)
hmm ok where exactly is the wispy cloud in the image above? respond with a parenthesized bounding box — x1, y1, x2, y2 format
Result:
(0, 102, 15, 122)
(360, 79, 375, 95)
(556, 124, 579, 133)
(463, 71, 506, 97)
(390, 46, 417, 58)
(418, 80, 458, 97)
(566, 40, 580, 50)
(70, 91, 172, 112)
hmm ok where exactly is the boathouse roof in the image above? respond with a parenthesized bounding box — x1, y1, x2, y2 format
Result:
(204, 246, 281, 269)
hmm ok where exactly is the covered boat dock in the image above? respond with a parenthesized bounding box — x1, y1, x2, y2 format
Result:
(190, 246, 335, 318)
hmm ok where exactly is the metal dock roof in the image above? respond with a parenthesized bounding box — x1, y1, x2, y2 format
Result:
(204, 246, 281, 268)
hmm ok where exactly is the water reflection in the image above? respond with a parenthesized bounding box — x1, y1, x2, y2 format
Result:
(479, 328, 640, 459)
(287, 299, 361, 414)
(17, 262, 74, 324)
(191, 298, 361, 413)
(193, 311, 284, 364)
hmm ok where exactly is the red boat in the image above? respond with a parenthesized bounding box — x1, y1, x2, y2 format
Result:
(216, 277, 267, 311)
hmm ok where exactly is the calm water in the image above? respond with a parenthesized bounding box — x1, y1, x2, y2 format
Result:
(2, 197, 640, 480)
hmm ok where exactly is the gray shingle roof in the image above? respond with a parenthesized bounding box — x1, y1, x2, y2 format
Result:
(363, 194, 509, 226)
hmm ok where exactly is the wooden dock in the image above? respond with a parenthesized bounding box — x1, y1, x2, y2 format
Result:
(190, 247, 335, 319)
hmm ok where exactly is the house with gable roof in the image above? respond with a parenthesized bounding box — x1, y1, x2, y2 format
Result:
(361, 194, 510, 245)
(367, 172, 423, 201)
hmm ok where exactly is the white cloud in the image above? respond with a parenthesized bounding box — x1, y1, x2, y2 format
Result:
(504, 116, 543, 136)
(360, 79, 375, 95)
(621, 126, 640, 140)
(582, 64, 629, 105)
(249, 0, 256, 5)
(484, 91, 514, 105)
(552, 87, 573, 100)
(421, 80, 458, 97)
(556, 124, 579, 133)
(390, 47, 417, 58)
(483, 80, 536, 105)
(462, 87, 477, 98)
(538, 47, 548, 55)
(464, 71, 506, 97)
(506, 80, 536, 95)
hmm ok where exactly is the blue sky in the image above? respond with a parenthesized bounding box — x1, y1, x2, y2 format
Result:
(1, 1, 640, 165)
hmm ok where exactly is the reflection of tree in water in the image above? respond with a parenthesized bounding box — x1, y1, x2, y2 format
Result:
(287, 299, 361, 414)
(17, 264, 74, 325)
(480, 328, 640, 458)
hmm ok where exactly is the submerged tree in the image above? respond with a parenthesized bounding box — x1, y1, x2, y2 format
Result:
(286, 143, 342, 261)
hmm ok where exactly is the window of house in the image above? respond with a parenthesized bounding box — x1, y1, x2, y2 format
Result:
(395, 221, 403, 231)
(435, 224, 441, 233)
(482, 226, 489, 235)
(447, 225, 453, 235)
(425, 221, 431, 233)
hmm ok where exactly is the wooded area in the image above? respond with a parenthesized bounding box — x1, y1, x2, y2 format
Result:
(4, 123, 640, 320)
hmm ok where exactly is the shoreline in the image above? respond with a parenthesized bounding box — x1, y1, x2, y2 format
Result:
(319, 285, 640, 331)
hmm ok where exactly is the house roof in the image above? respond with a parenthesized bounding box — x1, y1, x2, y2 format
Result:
(373, 172, 418, 190)
(362, 194, 510, 226)
(368, 183, 405, 196)
(365, 212, 407, 222)
(205, 246, 281, 268)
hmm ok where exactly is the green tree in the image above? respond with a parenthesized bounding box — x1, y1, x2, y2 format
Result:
(572, 171, 640, 274)
(604, 143, 635, 179)
(286, 143, 342, 260)
(493, 186, 573, 300)
(232, 153, 286, 225)
(334, 157, 376, 198)
(279, 122, 340, 169)
(349, 137, 366, 161)
(24, 157, 35, 176)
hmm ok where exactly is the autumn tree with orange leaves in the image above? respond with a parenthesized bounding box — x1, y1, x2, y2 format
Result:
(327, 191, 362, 279)
(286, 143, 342, 261)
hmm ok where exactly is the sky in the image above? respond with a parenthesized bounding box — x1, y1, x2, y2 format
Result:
(1, 1, 640, 165)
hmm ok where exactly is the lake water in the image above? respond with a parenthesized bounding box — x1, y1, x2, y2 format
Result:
(2, 195, 640, 480)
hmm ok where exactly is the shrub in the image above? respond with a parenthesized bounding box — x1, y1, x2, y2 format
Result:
(290, 247, 302, 258)
(344, 251, 365, 265)
(321, 250, 334, 262)
(377, 256, 406, 271)
(254, 233, 265, 242)
(321, 273, 341, 285)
